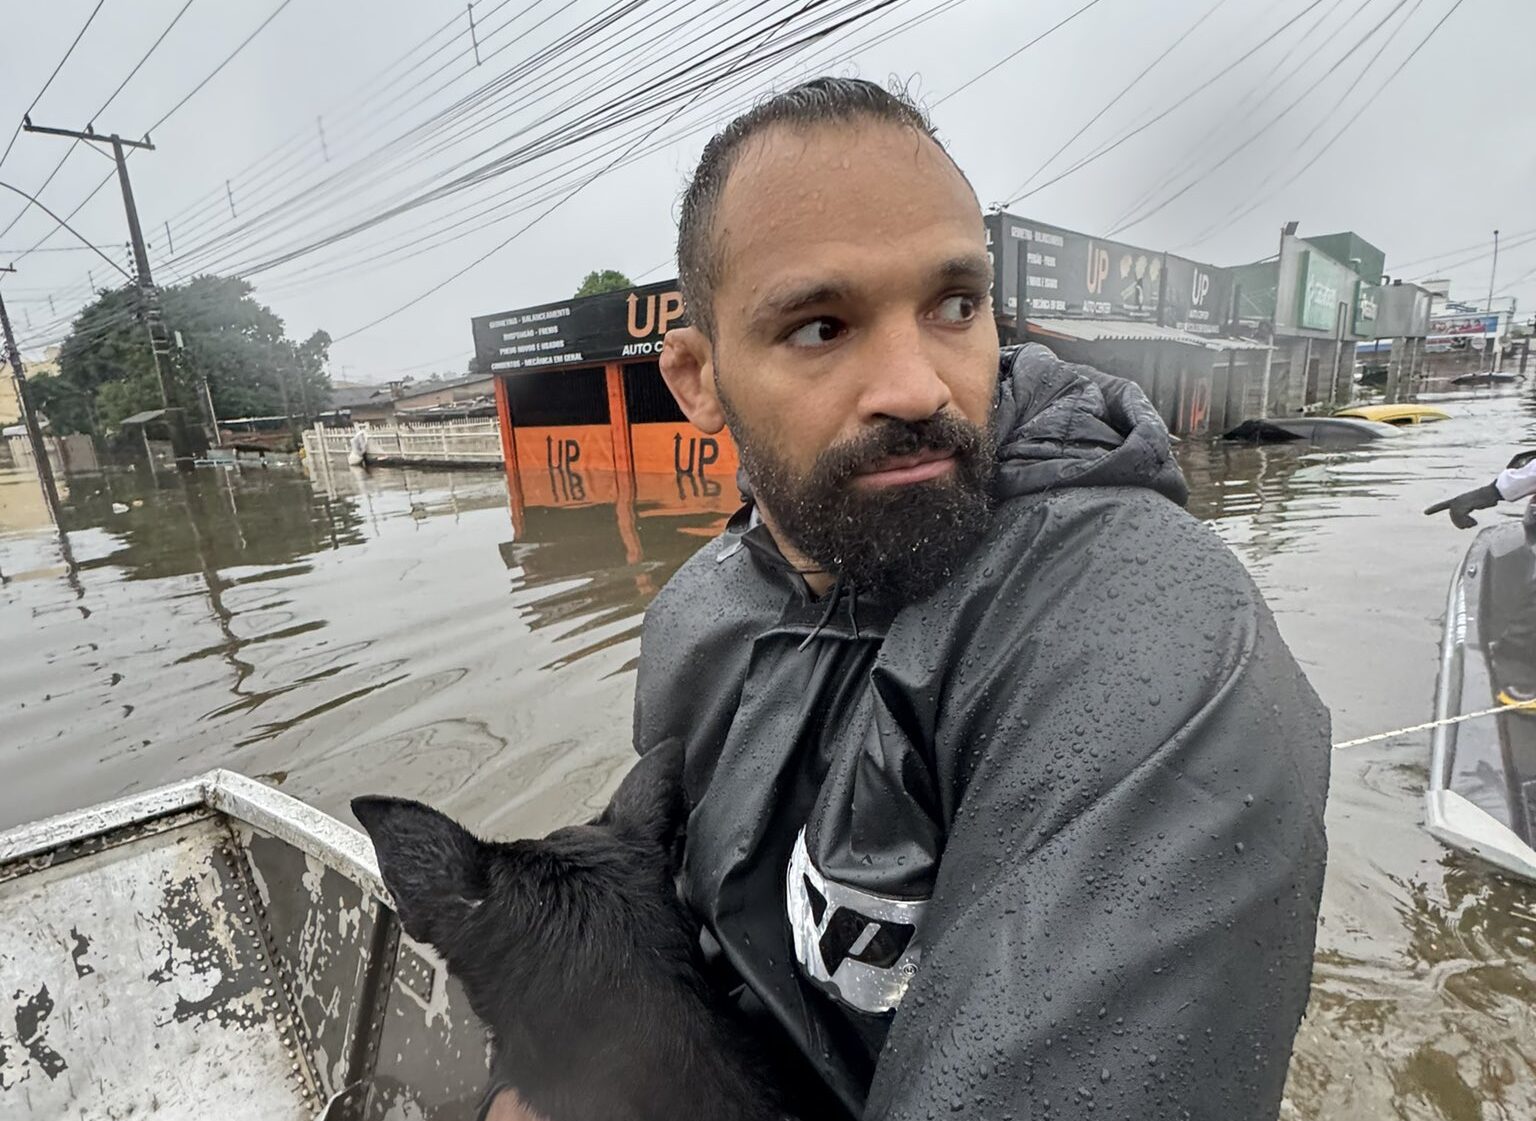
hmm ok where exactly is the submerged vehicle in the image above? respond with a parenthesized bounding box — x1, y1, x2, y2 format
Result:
(1335, 403, 1451, 425)
(1222, 416, 1401, 444)
(0, 770, 490, 1119)
(1451, 371, 1521, 387)
(1428, 506, 1536, 882)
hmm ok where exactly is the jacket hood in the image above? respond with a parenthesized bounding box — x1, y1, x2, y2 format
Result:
(992, 343, 1188, 505)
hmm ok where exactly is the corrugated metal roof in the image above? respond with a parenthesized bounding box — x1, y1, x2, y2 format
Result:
(119, 409, 167, 426)
(1204, 336, 1273, 352)
(1028, 319, 1271, 352)
(1027, 318, 1210, 345)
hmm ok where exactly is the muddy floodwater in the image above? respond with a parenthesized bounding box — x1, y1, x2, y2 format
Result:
(5, 393, 1536, 1120)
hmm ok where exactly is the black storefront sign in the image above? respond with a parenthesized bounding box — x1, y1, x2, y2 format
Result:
(473, 280, 688, 374)
(1161, 255, 1233, 336)
(985, 212, 1229, 331)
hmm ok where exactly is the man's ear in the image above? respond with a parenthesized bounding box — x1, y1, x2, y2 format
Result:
(352, 796, 489, 948)
(660, 327, 725, 434)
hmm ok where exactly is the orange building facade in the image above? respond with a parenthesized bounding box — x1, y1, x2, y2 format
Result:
(474, 281, 741, 549)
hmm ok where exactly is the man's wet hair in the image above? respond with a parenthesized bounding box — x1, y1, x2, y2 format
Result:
(676, 76, 963, 341)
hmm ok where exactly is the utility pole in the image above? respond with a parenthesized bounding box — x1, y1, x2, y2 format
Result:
(0, 270, 64, 521)
(24, 118, 203, 468)
(1488, 229, 1500, 313)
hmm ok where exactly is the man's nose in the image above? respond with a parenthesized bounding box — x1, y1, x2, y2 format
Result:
(858, 319, 952, 423)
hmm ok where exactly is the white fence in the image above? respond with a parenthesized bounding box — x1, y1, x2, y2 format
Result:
(302, 421, 502, 465)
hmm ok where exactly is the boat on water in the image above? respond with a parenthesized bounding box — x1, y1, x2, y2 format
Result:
(0, 771, 490, 1119)
(1428, 507, 1536, 883)
(1334, 403, 1451, 425)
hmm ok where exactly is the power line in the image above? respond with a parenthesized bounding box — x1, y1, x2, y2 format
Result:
(1387, 225, 1536, 274)
(4, 0, 300, 269)
(165, 0, 867, 283)
(331, 0, 899, 342)
(1103, 0, 1355, 233)
(1000, 0, 1331, 207)
(213, 0, 968, 304)
(152, 2, 486, 239)
(1112, 0, 1417, 239)
(0, 0, 201, 244)
(1005, 0, 1235, 205)
(930, 0, 1111, 108)
(23, 0, 963, 353)
(1180, 0, 1470, 249)
(0, 180, 133, 280)
(0, 0, 109, 171)
(159, 0, 704, 277)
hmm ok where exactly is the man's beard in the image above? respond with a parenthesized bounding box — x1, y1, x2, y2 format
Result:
(721, 393, 997, 605)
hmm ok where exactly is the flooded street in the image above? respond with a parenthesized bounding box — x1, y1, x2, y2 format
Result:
(5, 394, 1536, 1119)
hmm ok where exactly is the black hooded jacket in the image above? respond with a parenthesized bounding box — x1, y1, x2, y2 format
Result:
(634, 344, 1330, 1120)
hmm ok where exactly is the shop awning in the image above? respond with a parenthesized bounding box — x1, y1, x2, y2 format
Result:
(1028, 318, 1270, 353)
(1027, 318, 1209, 345)
(119, 409, 168, 427)
(1204, 336, 1272, 352)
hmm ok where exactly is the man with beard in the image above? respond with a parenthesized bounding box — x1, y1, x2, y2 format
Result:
(633, 78, 1330, 1121)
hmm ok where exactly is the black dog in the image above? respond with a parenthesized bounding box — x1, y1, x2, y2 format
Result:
(352, 740, 790, 1121)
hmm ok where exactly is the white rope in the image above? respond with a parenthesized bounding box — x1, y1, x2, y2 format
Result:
(1333, 698, 1536, 750)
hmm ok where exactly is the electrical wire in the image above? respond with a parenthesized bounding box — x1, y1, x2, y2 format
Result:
(1005, 0, 1234, 205)
(0, 0, 200, 244)
(1103, 0, 1354, 233)
(1111, 0, 1417, 239)
(0, 0, 109, 172)
(5, 0, 300, 271)
(1180, 0, 1471, 249)
(0, 181, 133, 280)
(23, 0, 963, 353)
(999, 0, 1332, 207)
(930, 0, 1111, 108)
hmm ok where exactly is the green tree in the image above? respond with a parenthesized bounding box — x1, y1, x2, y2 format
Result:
(574, 269, 634, 298)
(38, 276, 331, 434)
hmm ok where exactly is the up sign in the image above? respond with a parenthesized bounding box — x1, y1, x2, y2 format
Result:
(622, 289, 685, 356)
(473, 280, 692, 371)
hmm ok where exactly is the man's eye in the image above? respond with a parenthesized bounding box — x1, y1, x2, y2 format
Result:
(785, 318, 845, 348)
(934, 294, 979, 324)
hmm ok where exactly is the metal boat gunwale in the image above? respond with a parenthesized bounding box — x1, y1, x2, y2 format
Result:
(0, 769, 388, 904)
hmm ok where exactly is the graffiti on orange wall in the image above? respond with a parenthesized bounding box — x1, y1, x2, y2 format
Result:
(630, 422, 739, 477)
(512, 425, 618, 508)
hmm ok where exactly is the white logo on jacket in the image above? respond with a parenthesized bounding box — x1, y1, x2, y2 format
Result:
(785, 829, 926, 1015)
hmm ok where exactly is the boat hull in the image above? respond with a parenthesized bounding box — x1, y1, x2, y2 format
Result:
(1428, 515, 1536, 882)
(0, 771, 490, 1119)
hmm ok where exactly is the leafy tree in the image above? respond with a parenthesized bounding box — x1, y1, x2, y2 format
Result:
(35, 275, 331, 434)
(574, 269, 634, 298)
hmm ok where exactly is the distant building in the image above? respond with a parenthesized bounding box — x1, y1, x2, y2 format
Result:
(1419, 285, 1519, 382)
(393, 373, 495, 421)
(2, 346, 60, 432)
(1229, 229, 1385, 413)
(985, 210, 1265, 436)
(328, 382, 395, 425)
(0, 375, 19, 430)
(23, 345, 62, 380)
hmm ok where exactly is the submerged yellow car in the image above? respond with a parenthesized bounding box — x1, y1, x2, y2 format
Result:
(1335, 404, 1451, 425)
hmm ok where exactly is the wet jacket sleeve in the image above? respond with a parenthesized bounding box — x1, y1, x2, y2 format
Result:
(1495, 459, 1536, 502)
(864, 490, 1330, 1121)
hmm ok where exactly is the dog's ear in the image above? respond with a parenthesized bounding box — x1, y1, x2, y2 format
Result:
(352, 796, 489, 948)
(596, 738, 687, 855)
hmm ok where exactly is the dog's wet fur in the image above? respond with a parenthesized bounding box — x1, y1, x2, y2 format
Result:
(352, 740, 789, 1121)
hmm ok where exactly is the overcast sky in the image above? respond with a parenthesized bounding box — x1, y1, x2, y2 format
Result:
(2, 0, 1530, 382)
